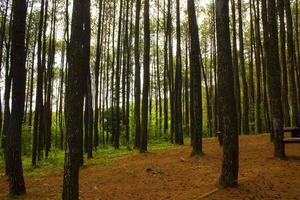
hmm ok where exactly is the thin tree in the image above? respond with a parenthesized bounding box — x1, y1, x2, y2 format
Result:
(94, 0, 104, 150)
(174, 0, 183, 145)
(238, 0, 249, 134)
(134, 0, 141, 148)
(285, 0, 299, 127)
(167, 0, 175, 143)
(278, 0, 290, 127)
(253, 0, 263, 133)
(163, 0, 169, 138)
(230, 0, 241, 135)
(32, 0, 45, 166)
(0, 0, 9, 134)
(140, 0, 150, 153)
(114, 0, 123, 149)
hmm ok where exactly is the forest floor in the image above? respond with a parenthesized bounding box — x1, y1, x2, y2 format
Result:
(0, 135, 300, 200)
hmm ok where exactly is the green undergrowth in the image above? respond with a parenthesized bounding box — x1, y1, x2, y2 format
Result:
(0, 138, 189, 178)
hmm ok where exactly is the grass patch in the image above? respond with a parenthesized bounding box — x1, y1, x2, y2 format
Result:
(0, 139, 188, 178)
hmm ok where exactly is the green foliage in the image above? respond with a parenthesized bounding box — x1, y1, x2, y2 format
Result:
(0, 135, 186, 177)
(102, 106, 124, 133)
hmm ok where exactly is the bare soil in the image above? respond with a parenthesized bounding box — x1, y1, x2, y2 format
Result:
(1, 135, 300, 200)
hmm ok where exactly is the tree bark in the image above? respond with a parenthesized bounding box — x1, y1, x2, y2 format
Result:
(238, 0, 249, 135)
(62, 0, 87, 198)
(134, 0, 141, 149)
(188, 0, 203, 156)
(216, 0, 239, 187)
(266, 0, 285, 159)
(7, 0, 27, 195)
(174, 0, 183, 145)
(140, 0, 150, 153)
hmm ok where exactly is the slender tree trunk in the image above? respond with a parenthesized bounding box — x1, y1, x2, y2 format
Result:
(29, 33, 37, 127)
(114, 0, 123, 149)
(0, 0, 9, 136)
(32, 0, 45, 166)
(230, 0, 241, 135)
(174, 0, 183, 145)
(167, 0, 174, 143)
(253, 0, 263, 133)
(156, 0, 162, 137)
(249, 0, 255, 132)
(134, 0, 141, 148)
(261, 0, 272, 134)
(278, 0, 290, 128)
(285, 0, 299, 127)
(163, 0, 169, 139)
(3, 13, 12, 175)
(238, 0, 249, 135)
(83, 0, 92, 159)
(185, 33, 190, 137)
(126, 0, 134, 145)
(140, 0, 150, 153)
(94, 0, 103, 150)
(59, 44, 65, 150)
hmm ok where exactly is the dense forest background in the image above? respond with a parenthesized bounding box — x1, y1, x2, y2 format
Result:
(0, 0, 299, 198)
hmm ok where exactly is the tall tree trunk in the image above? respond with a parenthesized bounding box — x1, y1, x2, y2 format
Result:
(134, 0, 141, 148)
(261, 0, 271, 134)
(3, 13, 12, 176)
(45, 0, 57, 158)
(253, 0, 263, 133)
(94, 0, 103, 150)
(238, 0, 249, 135)
(140, 0, 150, 153)
(33, 0, 46, 166)
(111, 0, 116, 145)
(167, 0, 174, 143)
(278, 0, 290, 128)
(285, 0, 299, 127)
(249, 0, 255, 132)
(163, 0, 169, 139)
(59, 44, 65, 150)
(188, 0, 203, 156)
(184, 33, 190, 137)
(174, 0, 183, 145)
(126, 0, 134, 145)
(266, 0, 285, 159)
(7, 0, 27, 195)
(114, 0, 123, 149)
(216, 0, 239, 187)
(0, 0, 9, 137)
(29, 33, 37, 127)
(62, 0, 87, 198)
(231, 0, 241, 135)
(156, 0, 162, 137)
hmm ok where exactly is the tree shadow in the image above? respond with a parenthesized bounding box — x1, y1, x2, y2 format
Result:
(286, 156, 300, 161)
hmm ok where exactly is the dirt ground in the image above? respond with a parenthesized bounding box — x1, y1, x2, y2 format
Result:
(0, 135, 300, 200)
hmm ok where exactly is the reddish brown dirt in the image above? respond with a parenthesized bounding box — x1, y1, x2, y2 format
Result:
(0, 135, 300, 200)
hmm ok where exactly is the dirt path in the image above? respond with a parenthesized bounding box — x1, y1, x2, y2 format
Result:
(0, 135, 300, 200)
